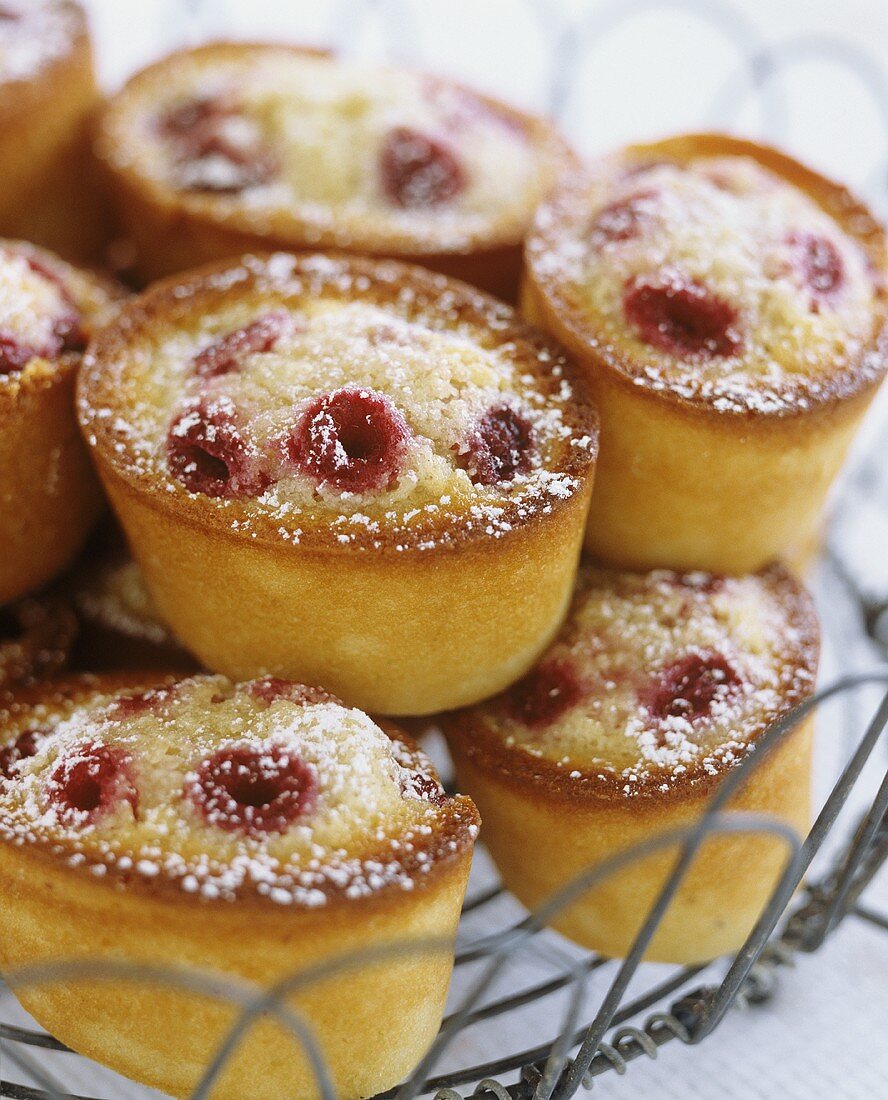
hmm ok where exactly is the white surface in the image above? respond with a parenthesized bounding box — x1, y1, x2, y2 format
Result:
(3, 1, 888, 1097)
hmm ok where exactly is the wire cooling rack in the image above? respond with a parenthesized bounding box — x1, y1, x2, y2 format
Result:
(3, 0, 888, 1097)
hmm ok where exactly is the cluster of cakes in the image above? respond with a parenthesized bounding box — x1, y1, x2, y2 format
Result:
(0, 6, 885, 1097)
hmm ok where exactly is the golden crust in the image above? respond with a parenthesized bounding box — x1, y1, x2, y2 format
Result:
(0, 242, 125, 603)
(0, 674, 479, 912)
(79, 251, 598, 554)
(0, 3, 109, 263)
(77, 253, 596, 714)
(524, 131, 888, 423)
(95, 41, 576, 295)
(441, 562, 819, 803)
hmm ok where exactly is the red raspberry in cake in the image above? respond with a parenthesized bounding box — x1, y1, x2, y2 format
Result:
(643, 651, 741, 723)
(160, 93, 278, 194)
(193, 310, 291, 379)
(167, 397, 270, 499)
(0, 674, 479, 904)
(590, 190, 657, 246)
(786, 231, 844, 305)
(453, 564, 818, 785)
(0, 729, 43, 780)
(462, 405, 535, 486)
(246, 677, 336, 706)
(623, 273, 742, 359)
(46, 742, 138, 826)
(187, 743, 317, 838)
(379, 126, 466, 209)
(286, 385, 412, 494)
(507, 659, 583, 729)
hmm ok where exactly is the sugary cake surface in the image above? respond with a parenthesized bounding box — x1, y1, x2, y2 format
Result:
(0, 1, 80, 85)
(0, 241, 117, 389)
(79, 253, 597, 550)
(75, 553, 174, 647)
(465, 566, 817, 793)
(98, 45, 567, 251)
(528, 154, 884, 414)
(0, 674, 478, 905)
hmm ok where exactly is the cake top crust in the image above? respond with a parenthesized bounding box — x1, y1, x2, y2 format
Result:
(95, 41, 573, 257)
(79, 252, 598, 552)
(525, 133, 888, 417)
(445, 563, 818, 799)
(0, 674, 478, 907)
(0, 1, 83, 87)
(72, 542, 177, 649)
(0, 240, 121, 398)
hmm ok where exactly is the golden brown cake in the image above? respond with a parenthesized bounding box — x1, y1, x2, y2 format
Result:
(0, 672, 478, 1100)
(0, 240, 122, 605)
(0, 593, 77, 693)
(0, 1, 107, 262)
(442, 563, 819, 963)
(69, 532, 199, 673)
(78, 252, 599, 715)
(523, 132, 888, 573)
(94, 41, 574, 296)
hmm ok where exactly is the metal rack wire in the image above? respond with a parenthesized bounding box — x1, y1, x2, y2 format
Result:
(2, 668, 887, 1100)
(2, 0, 888, 1097)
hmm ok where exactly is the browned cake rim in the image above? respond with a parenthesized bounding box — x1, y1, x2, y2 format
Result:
(443, 562, 820, 805)
(94, 39, 577, 260)
(0, 674, 480, 913)
(524, 131, 888, 424)
(78, 251, 599, 555)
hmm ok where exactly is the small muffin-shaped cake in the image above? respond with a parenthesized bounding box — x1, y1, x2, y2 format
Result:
(94, 42, 574, 296)
(0, 594, 77, 693)
(0, 241, 121, 605)
(442, 564, 818, 963)
(0, 673, 478, 1100)
(78, 253, 598, 715)
(0, 2, 107, 261)
(70, 532, 199, 674)
(523, 133, 888, 573)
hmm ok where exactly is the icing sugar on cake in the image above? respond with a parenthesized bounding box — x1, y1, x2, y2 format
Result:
(0, 2, 81, 85)
(98, 45, 567, 254)
(475, 565, 818, 793)
(79, 253, 597, 551)
(528, 153, 884, 414)
(0, 675, 478, 906)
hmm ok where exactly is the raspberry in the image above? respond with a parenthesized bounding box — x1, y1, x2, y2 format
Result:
(508, 660, 582, 728)
(0, 333, 36, 375)
(623, 273, 742, 358)
(160, 96, 278, 193)
(380, 126, 465, 208)
(187, 744, 317, 837)
(0, 729, 43, 780)
(167, 398, 271, 498)
(643, 652, 741, 723)
(462, 405, 534, 486)
(590, 190, 657, 246)
(287, 386, 411, 493)
(47, 743, 138, 825)
(193, 311, 291, 379)
(786, 232, 844, 304)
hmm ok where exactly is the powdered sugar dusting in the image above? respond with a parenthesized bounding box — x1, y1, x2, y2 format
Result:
(0, 2, 81, 85)
(527, 154, 884, 414)
(79, 253, 597, 550)
(482, 565, 817, 792)
(0, 675, 477, 905)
